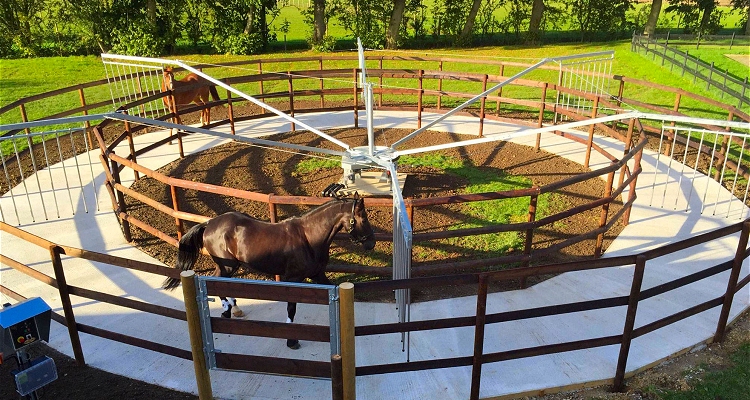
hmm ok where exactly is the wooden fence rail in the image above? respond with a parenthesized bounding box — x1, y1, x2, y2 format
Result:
(2, 214, 749, 399)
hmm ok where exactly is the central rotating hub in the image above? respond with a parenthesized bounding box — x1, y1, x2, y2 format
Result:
(339, 146, 405, 196)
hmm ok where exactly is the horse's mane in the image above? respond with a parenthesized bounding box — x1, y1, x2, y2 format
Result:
(298, 198, 350, 219)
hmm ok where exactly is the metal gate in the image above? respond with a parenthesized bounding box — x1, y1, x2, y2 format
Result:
(389, 163, 413, 360)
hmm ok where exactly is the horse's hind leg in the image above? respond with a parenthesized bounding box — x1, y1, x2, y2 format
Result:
(286, 302, 300, 350)
(212, 257, 245, 318)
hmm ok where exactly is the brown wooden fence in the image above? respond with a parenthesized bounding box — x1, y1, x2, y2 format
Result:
(2, 217, 748, 399)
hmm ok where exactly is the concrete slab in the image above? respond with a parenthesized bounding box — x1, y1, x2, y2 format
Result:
(1, 111, 749, 399)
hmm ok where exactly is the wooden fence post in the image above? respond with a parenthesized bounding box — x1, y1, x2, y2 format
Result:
(320, 58, 326, 108)
(181, 270, 213, 400)
(378, 57, 384, 107)
(479, 74, 487, 138)
(714, 220, 750, 342)
(418, 69, 424, 129)
(124, 117, 139, 181)
(288, 71, 296, 132)
(110, 157, 132, 242)
(226, 81, 236, 135)
(470, 274, 489, 400)
(49, 245, 86, 365)
(595, 171, 615, 257)
(584, 96, 600, 168)
(258, 60, 264, 102)
(78, 88, 94, 150)
(438, 61, 443, 110)
(496, 64, 505, 114)
(168, 91, 185, 158)
(521, 189, 539, 288)
(618, 118, 636, 189)
(339, 282, 356, 400)
(739, 77, 748, 108)
(331, 354, 344, 400)
(623, 142, 642, 226)
(170, 185, 184, 239)
(353, 69, 359, 128)
(536, 83, 548, 151)
(613, 254, 647, 391)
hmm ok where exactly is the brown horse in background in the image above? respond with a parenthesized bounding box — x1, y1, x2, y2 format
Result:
(161, 67, 220, 126)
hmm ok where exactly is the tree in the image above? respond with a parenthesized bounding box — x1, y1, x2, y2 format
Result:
(665, 0, 720, 34)
(643, 0, 662, 35)
(731, 0, 750, 34)
(0, 0, 46, 53)
(457, 0, 483, 45)
(386, 0, 406, 48)
(569, 0, 633, 41)
(528, 0, 545, 43)
(312, 0, 326, 42)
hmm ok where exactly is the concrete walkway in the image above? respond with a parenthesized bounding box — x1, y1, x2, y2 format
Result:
(1, 111, 748, 399)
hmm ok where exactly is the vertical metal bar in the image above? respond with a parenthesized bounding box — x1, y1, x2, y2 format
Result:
(328, 286, 341, 357)
(675, 128, 692, 211)
(660, 125, 680, 209)
(713, 133, 732, 215)
(686, 131, 706, 212)
(11, 139, 36, 222)
(727, 135, 746, 218)
(649, 125, 666, 207)
(714, 221, 750, 342)
(49, 245, 86, 365)
(69, 131, 89, 213)
(40, 134, 61, 218)
(25, 135, 49, 220)
(554, 64, 562, 123)
(103, 62, 118, 110)
(701, 137, 721, 214)
(613, 255, 646, 391)
(618, 118, 636, 189)
(82, 128, 99, 210)
(469, 274, 489, 400)
(0, 143, 22, 224)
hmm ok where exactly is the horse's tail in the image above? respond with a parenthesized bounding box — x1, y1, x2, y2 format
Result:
(162, 222, 207, 290)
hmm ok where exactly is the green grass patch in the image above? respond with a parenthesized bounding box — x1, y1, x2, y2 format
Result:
(294, 156, 341, 174)
(400, 154, 551, 256)
(645, 343, 750, 400)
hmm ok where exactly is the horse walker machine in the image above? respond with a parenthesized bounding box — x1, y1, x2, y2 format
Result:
(0, 298, 57, 399)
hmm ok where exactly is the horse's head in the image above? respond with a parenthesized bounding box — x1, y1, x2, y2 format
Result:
(162, 67, 175, 91)
(346, 193, 375, 250)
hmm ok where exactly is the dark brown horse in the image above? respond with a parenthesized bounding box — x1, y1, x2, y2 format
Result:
(162, 195, 375, 349)
(161, 67, 220, 126)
